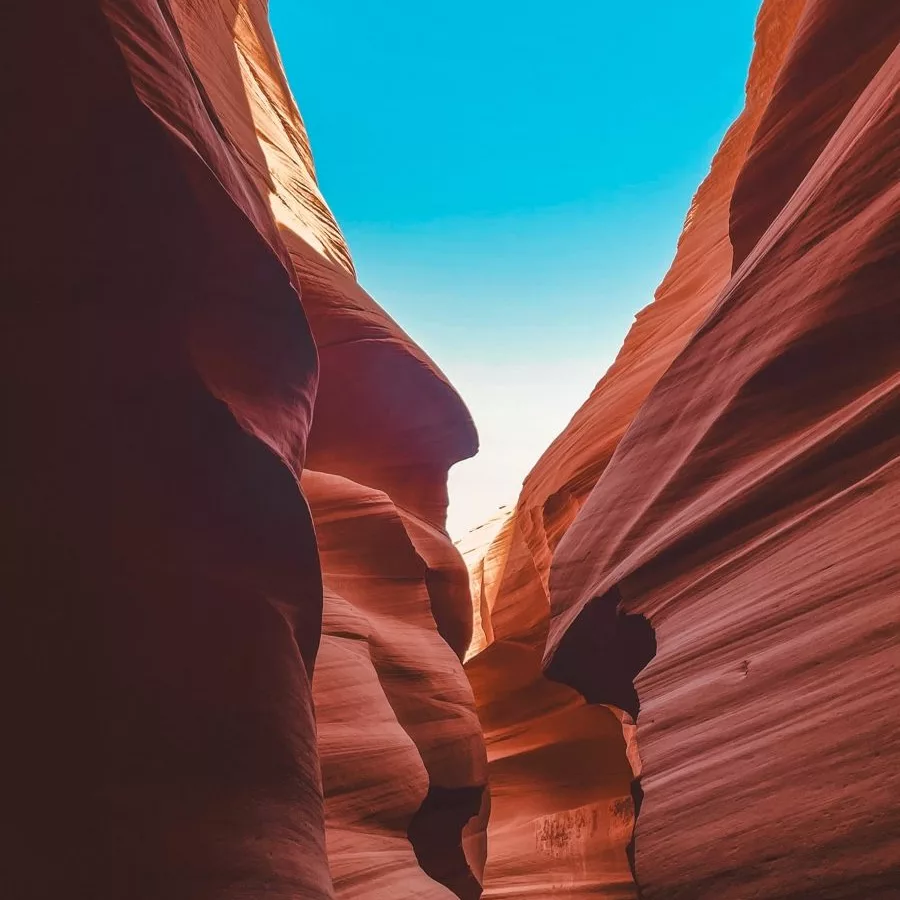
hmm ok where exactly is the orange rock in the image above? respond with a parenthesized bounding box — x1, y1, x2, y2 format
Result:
(164, 2, 486, 896)
(465, 1, 808, 895)
(306, 472, 485, 899)
(729, 0, 900, 269)
(468, 1, 899, 896)
(11, 1, 896, 897)
(545, 6, 900, 898)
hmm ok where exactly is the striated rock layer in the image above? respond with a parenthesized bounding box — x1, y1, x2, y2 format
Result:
(468, 1, 900, 897)
(8, 2, 484, 898)
(548, 13, 900, 898)
(465, 0, 805, 895)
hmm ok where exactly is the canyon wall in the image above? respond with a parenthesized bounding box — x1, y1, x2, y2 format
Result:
(8, 2, 898, 898)
(7, 2, 484, 898)
(467, 1, 900, 897)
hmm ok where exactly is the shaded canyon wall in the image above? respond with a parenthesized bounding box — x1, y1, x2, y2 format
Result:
(7, 2, 485, 898)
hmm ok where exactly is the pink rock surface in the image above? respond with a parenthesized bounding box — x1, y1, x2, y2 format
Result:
(164, 2, 487, 895)
(548, 15, 900, 900)
(10, 2, 897, 897)
(464, 2, 809, 895)
(306, 471, 485, 899)
(467, 2, 899, 897)
(8, 2, 328, 896)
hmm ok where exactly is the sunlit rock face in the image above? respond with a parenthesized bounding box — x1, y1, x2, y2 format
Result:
(463, 510, 638, 899)
(7, 2, 484, 898)
(468, 1, 900, 897)
(548, 8, 900, 898)
(464, 0, 804, 895)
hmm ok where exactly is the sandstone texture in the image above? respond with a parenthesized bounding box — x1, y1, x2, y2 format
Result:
(467, 1, 900, 897)
(8, 1, 899, 898)
(7, 2, 483, 898)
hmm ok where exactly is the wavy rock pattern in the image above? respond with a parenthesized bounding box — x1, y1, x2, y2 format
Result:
(9, 2, 898, 898)
(464, 512, 637, 898)
(9, 3, 328, 897)
(307, 472, 485, 899)
(468, 1, 900, 897)
(464, 1, 807, 895)
(549, 25, 900, 899)
(8, 2, 483, 898)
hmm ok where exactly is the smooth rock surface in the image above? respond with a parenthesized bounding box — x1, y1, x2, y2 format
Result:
(547, 8, 900, 899)
(307, 472, 485, 899)
(8, 2, 484, 898)
(463, 1, 809, 895)
(8, 2, 328, 897)
(467, 2, 899, 897)
(159, 1, 488, 896)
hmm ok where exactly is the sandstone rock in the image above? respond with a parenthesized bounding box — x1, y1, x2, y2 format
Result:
(307, 472, 485, 899)
(7, 2, 483, 898)
(467, 2, 899, 896)
(729, 0, 900, 270)
(161, 1, 487, 894)
(8, 2, 327, 896)
(464, 1, 809, 895)
(547, 11, 900, 900)
(11, 2, 897, 897)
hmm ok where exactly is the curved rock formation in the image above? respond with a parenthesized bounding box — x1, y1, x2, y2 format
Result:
(308, 472, 485, 899)
(8, 2, 483, 898)
(467, 1, 899, 897)
(464, 1, 807, 895)
(548, 24, 900, 900)
(729, 0, 900, 270)
(9, 3, 328, 897)
(11, 1, 897, 897)
(463, 511, 637, 898)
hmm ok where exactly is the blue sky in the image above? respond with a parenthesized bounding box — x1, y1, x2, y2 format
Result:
(270, 0, 762, 538)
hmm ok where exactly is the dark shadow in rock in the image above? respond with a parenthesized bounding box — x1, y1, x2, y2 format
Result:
(407, 784, 486, 900)
(545, 586, 657, 895)
(627, 776, 645, 893)
(545, 586, 656, 719)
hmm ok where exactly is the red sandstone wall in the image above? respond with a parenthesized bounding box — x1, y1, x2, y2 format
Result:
(9, 2, 898, 897)
(549, 30, 900, 894)
(464, 1, 808, 895)
(8, 2, 329, 896)
(152, 2, 489, 895)
(7, 2, 484, 898)
(468, 1, 900, 896)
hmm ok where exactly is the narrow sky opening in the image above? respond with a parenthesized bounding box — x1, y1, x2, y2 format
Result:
(270, 0, 762, 539)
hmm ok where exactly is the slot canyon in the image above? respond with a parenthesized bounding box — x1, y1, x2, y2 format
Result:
(5, 1, 899, 899)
